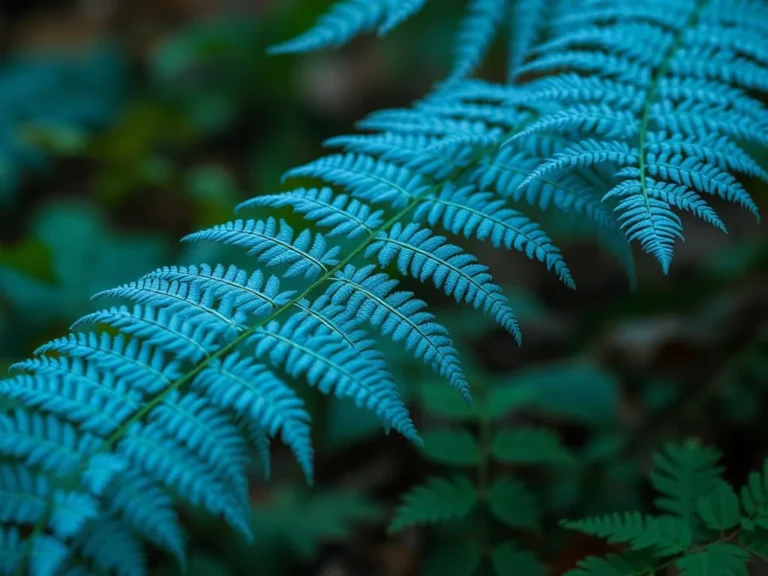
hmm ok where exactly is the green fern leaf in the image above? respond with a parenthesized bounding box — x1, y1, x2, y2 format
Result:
(650, 443, 723, 528)
(423, 540, 482, 576)
(420, 429, 481, 466)
(740, 459, 768, 531)
(491, 542, 546, 576)
(491, 427, 573, 466)
(565, 553, 657, 576)
(487, 477, 540, 530)
(388, 476, 478, 533)
(697, 480, 741, 532)
(675, 543, 749, 576)
(562, 513, 691, 556)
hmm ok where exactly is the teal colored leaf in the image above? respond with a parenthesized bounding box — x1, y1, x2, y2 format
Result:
(487, 478, 540, 530)
(491, 542, 546, 576)
(491, 428, 574, 466)
(675, 544, 749, 576)
(424, 540, 482, 576)
(389, 476, 477, 533)
(421, 429, 480, 466)
(697, 480, 740, 531)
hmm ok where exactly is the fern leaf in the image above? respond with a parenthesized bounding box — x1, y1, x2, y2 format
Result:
(487, 477, 540, 530)
(388, 475, 477, 532)
(415, 184, 575, 288)
(740, 459, 768, 530)
(449, 0, 508, 81)
(491, 542, 546, 576)
(194, 353, 314, 482)
(379, 0, 429, 35)
(249, 313, 416, 444)
(565, 553, 657, 576)
(562, 513, 691, 556)
(326, 264, 470, 402)
(650, 443, 723, 529)
(507, 0, 550, 82)
(30, 333, 182, 395)
(285, 153, 431, 208)
(696, 480, 741, 532)
(182, 218, 341, 280)
(268, 1, 389, 54)
(604, 179, 683, 274)
(675, 543, 749, 576)
(491, 427, 573, 466)
(366, 222, 522, 341)
(420, 428, 480, 466)
(73, 305, 220, 363)
(237, 187, 385, 238)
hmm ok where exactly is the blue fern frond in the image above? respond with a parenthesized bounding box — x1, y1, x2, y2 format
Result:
(30, 333, 182, 395)
(119, 420, 253, 539)
(448, 0, 508, 81)
(249, 312, 416, 442)
(604, 179, 684, 274)
(267, 1, 389, 54)
(366, 222, 522, 342)
(68, 516, 146, 576)
(507, 0, 550, 81)
(194, 353, 314, 482)
(285, 153, 430, 208)
(182, 218, 341, 280)
(415, 184, 575, 287)
(237, 187, 385, 238)
(73, 304, 220, 363)
(140, 264, 295, 318)
(515, 0, 768, 271)
(380, 0, 430, 35)
(518, 140, 639, 189)
(326, 264, 470, 402)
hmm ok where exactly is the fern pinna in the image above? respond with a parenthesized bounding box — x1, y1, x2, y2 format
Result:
(389, 377, 574, 575)
(563, 442, 768, 575)
(0, 0, 767, 574)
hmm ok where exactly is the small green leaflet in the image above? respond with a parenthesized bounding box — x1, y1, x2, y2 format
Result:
(675, 543, 749, 576)
(389, 476, 478, 533)
(491, 427, 574, 466)
(487, 478, 540, 530)
(697, 480, 741, 531)
(421, 429, 480, 466)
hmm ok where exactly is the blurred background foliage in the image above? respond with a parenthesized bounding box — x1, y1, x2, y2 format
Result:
(0, 1, 766, 575)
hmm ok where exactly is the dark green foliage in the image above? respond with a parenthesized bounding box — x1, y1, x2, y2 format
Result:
(563, 442, 768, 575)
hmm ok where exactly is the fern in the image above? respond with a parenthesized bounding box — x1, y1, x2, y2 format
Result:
(1, 0, 766, 573)
(563, 442, 768, 575)
(511, 0, 768, 272)
(389, 376, 571, 575)
(270, 0, 551, 82)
